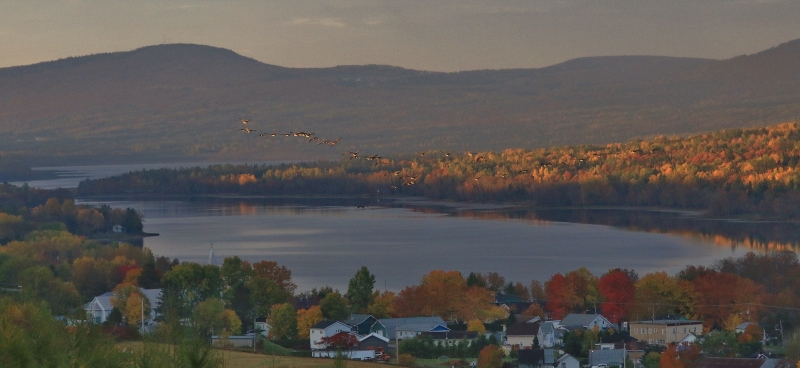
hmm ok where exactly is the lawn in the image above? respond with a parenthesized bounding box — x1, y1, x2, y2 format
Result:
(117, 341, 397, 368)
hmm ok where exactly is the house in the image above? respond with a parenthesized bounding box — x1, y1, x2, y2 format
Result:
(506, 321, 541, 348)
(537, 321, 557, 348)
(84, 288, 162, 326)
(376, 317, 449, 340)
(554, 354, 580, 368)
(518, 349, 555, 368)
(84, 291, 115, 324)
(254, 317, 271, 337)
(310, 320, 352, 349)
(628, 319, 703, 345)
(559, 314, 613, 331)
(112, 225, 126, 233)
(358, 332, 390, 353)
(588, 349, 626, 368)
(696, 357, 787, 368)
(342, 314, 380, 335)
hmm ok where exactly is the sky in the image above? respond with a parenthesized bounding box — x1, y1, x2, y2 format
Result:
(1, 0, 799, 72)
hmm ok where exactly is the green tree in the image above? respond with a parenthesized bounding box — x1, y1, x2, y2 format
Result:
(642, 352, 661, 368)
(191, 298, 241, 337)
(320, 291, 350, 321)
(268, 303, 298, 339)
(347, 266, 375, 313)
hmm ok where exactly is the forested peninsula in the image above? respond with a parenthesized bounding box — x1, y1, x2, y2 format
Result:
(79, 123, 800, 219)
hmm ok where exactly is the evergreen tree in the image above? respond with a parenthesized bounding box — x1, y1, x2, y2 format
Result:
(346, 266, 375, 313)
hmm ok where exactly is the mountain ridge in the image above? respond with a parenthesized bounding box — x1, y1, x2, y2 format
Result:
(1, 39, 799, 165)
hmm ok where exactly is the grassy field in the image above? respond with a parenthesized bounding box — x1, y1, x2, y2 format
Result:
(117, 341, 402, 368)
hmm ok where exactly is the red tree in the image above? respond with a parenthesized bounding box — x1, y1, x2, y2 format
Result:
(598, 269, 636, 323)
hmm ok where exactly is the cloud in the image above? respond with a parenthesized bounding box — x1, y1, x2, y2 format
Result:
(285, 17, 347, 28)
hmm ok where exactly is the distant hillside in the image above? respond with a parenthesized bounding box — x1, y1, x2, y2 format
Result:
(1, 40, 799, 165)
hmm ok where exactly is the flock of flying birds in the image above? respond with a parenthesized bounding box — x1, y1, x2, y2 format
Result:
(235, 118, 667, 189)
(235, 117, 481, 188)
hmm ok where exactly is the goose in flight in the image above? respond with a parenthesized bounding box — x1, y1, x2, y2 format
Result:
(239, 128, 255, 133)
(239, 118, 250, 125)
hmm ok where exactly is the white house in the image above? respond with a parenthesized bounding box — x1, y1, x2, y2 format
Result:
(84, 288, 162, 326)
(310, 320, 352, 350)
(254, 318, 272, 337)
(555, 354, 580, 368)
(559, 314, 613, 331)
(537, 321, 558, 348)
(84, 291, 115, 324)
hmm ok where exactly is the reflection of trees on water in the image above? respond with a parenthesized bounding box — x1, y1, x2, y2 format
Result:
(400, 205, 800, 252)
(143, 196, 800, 252)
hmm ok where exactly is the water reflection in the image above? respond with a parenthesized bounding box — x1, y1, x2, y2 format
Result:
(174, 197, 800, 253)
(77, 196, 799, 291)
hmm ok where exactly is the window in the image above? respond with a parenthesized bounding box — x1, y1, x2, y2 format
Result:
(673, 328, 676, 333)
(683, 328, 686, 333)
(662, 329, 665, 334)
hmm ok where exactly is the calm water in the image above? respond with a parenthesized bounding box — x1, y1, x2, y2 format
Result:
(76, 196, 775, 292)
(17, 163, 800, 292)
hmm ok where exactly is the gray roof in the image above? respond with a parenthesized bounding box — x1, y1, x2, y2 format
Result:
(342, 314, 374, 326)
(556, 354, 578, 364)
(311, 320, 340, 329)
(539, 321, 555, 334)
(378, 317, 447, 339)
(589, 349, 626, 366)
(561, 314, 605, 329)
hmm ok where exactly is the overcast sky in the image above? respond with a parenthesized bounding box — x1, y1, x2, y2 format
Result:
(1, 0, 799, 72)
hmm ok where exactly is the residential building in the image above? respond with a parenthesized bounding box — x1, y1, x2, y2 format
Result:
(375, 317, 449, 340)
(629, 319, 703, 345)
(358, 332, 390, 352)
(518, 349, 555, 368)
(342, 314, 380, 335)
(554, 354, 580, 368)
(559, 314, 613, 331)
(588, 349, 626, 368)
(310, 320, 352, 350)
(84, 288, 162, 326)
(254, 317, 271, 337)
(537, 321, 557, 348)
(507, 321, 541, 348)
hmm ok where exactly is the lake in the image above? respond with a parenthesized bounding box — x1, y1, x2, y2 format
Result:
(17, 163, 800, 292)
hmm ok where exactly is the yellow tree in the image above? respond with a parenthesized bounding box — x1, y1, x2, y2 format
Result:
(112, 283, 150, 327)
(367, 290, 395, 318)
(467, 319, 486, 334)
(296, 306, 323, 339)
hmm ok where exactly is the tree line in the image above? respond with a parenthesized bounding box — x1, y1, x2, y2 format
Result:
(79, 122, 800, 219)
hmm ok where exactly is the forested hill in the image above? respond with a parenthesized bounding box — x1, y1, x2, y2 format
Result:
(2, 39, 800, 165)
(79, 123, 800, 219)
